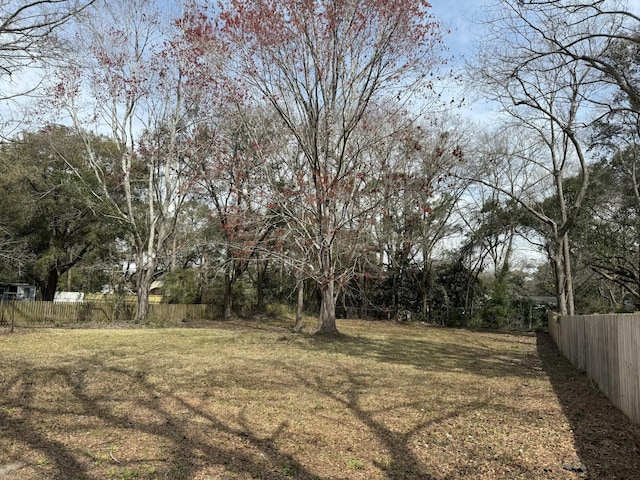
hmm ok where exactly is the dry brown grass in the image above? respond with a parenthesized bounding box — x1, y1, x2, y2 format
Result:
(0, 318, 639, 479)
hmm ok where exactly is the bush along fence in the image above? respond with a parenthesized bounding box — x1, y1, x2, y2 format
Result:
(548, 312, 640, 425)
(0, 299, 219, 327)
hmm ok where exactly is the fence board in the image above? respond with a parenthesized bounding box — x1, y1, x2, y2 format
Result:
(619, 317, 640, 424)
(549, 312, 640, 425)
(0, 299, 219, 327)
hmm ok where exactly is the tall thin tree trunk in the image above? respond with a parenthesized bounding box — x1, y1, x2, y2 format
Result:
(200, 252, 211, 304)
(340, 287, 348, 319)
(294, 278, 304, 332)
(171, 232, 177, 272)
(223, 271, 234, 320)
(359, 270, 367, 319)
(553, 247, 568, 316)
(562, 233, 575, 315)
(422, 261, 431, 322)
(256, 259, 267, 313)
(315, 219, 339, 333)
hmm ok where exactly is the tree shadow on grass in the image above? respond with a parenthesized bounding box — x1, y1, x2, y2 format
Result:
(536, 332, 640, 480)
(0, 413, 92, 480)
(302, 330, 540, 380)
(0, 357, 324, 480)
(288, 366, 494, 480)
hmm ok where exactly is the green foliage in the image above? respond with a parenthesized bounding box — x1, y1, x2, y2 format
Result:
(428, 260, 483, 327)
(480, 277, 511, 329)
(358, 266, 422, 320)
(205, 274, 253, 317)
(162, 269, 201, 304)
(257, 269, 299, 308)
(0, 126, 121, 299)
(60, 265, 112, 293)
(265, 302, 292, 317)
(346, 458, 365, 470)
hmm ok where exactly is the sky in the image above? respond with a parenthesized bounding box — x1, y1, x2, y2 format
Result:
(432, 0, 640, 59)
(428, 0, 498, 123)
(430, 0, 481, 61)
(429, 0, 640, 123)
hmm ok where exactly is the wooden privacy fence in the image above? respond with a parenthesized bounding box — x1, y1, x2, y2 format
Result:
(0, 299, 219, 327)
(548, 312, 640, 425)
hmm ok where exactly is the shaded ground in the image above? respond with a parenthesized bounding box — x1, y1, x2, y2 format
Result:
(536, 333, 640, 479)
(0, 319, 638, 479)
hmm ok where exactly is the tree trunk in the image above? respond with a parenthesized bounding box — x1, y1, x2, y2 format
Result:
(223, 271, 234, 320)
(200, 254, 210, 304)
(340, 287, 348, 319)
(255, 259, 267, 313)
(421, 261, 432, 322)
(294, 278, 304, 332)
(134, 251, 156, 323)
(358, 270, 367, 319)
(562, 233, 575, 316)
(135, 262, 155, 323)
(391, 258, 398, 317)
(136, 280, 150, 323)
(317, 279, 339, 335)
(170, 232, 177, 272)
(42, 267, 59, 302)
(43, 249, 88, 301)
(552, 246, 568, 316)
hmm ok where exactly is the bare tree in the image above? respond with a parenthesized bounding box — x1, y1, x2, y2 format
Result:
(50, 0, 225, 321)
(0, 0, 97, 138)
(192, 108, 278, 320)
(368, 118, 469, 320)
(219, 0, 446, 333)
(493, 1, 640, 115)
(0, 0, 96, 76)
(469, 0, 613, 315)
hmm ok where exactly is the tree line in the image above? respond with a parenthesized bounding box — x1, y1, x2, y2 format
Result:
(0, 0, 639, 334)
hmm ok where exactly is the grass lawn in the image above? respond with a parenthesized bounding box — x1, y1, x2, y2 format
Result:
(0, 318, 639, 479)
